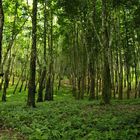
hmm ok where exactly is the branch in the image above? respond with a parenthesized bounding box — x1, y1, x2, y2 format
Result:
(2, 17, 29, 67)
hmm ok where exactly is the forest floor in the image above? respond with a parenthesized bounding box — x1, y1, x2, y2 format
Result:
(0, 87, 140, 140)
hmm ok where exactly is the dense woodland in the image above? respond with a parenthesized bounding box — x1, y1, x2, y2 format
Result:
(0, 0, 140, 139)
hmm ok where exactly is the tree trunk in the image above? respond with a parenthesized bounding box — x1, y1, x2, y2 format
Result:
(12, 73, 15, 86)
(118, 49, 123, 99)
(44, 8, 54, 101)
(37, 1, 47, 102)
(102, 0, 111, 104)
(110, 48, 115, 99)
(44, 75, 54, 101)
(19, 79, 24, 93)
(2, 56, 11, 101)
(37, 69, 46, 102)
(57, 75, 62, 91)
(126, 66, 130, 99)
(115, 52, 119, 97)
(13, 68, 24, 94)
(96, 61, 99, 100)
(72, 74, 76, 97)
(27, 0, 37, 107)
(138, 82, 140, 98)
(117, 9, 123, 100)
(77, 77, 81, 100)
(89, 62, 95, 100)
(0, 0, 4, 70)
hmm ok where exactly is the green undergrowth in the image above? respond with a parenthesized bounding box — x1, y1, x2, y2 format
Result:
(0, 88, 140, 140)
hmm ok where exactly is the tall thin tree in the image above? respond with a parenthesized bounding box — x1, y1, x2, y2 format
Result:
(27, 0, 38, 107)
(0, 0, 4, 72)
(37, 0, 47, 102)
(102, 0, 111, 104)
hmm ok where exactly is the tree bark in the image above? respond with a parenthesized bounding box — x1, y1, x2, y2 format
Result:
(0, 0, 4, 70)
(89, 61, 95, 100)
(2, 56, 11, 101)
(102, 0, 111, 104)
(37, 1, 47, 102)
(44, 8, 54, 101)
(119, 49, 123, 99)
(27, 0, 37, 107)
(13, 67, 25, 94)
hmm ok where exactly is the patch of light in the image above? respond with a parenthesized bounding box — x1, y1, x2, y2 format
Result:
(25, 0, 32, 6)
(28, 0, 32, 5)
(54, 16, 58, 25)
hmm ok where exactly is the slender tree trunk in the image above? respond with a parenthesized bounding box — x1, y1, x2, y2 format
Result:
(71, 24, 78, 98)
(96, 60, 99, 100)
(134, 64, 138, 98)
(27, 0, 37, 107)
(44, 8, 54, 101)
(81, 33, 86, 100)
(19, 79, 24, 93)
(110, 48, 115, 98)
(89, 61, 95, 100)
(81, 76, 85, 99)
(0, 0, 4, 71)
(87, 71, 90, 94)
(124, 77, 127, 88)
(12, 73, 15, 86)
(13, 68, 25, 94)
(2, 56, 11, 101)
(77, 77, 81, 100)
(99, 77, 102, 93)
(37, 1, 47, 102)
(134, 58, 138, 98)
(119, 49, 123, 99)
(37, 69, 46, 102)
(45, 74, 54, 101)
(126, 66, 130, 99)
(57, 75, 62, 91)
(117, 9, 123, 100)
(101, 0, 111, 104)
(72, 74, 76, 97)
(138, 82, 140, 98)
(115, 52, 119, 96)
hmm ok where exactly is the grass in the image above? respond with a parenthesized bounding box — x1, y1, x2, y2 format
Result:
(0, 86, 140, 140)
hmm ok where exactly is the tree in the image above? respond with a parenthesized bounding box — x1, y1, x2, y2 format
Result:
(101, 0, 111, 104)
(37, 0, 47, 102)
(27, 0, 38, 107)
(44, 5, 54, 101)
(0, 0, 4, 70)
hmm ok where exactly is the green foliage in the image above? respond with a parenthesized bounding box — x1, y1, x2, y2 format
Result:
(0, 91, 140, 140)
(0, 0, 140, 139)
(57, 0, 88, 19)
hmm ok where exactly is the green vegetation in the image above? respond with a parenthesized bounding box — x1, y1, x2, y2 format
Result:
(0, 87, 140, 140)
(0, 0, 140, 139)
